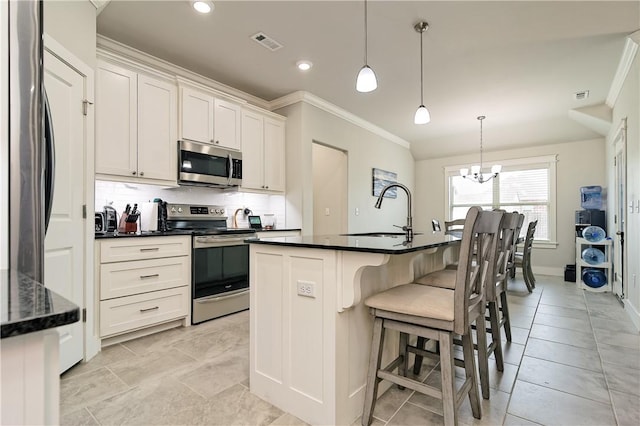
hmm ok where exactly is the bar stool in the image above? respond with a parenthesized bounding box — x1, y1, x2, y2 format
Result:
(412, 211, 507, 400)
(514, 220, 537, 292)
(361, 207, 503, 426)
(443, 219, 466, 269)
(508, 213, 525, 279)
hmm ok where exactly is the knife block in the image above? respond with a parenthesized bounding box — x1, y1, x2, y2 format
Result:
(118, 213, 138, 233)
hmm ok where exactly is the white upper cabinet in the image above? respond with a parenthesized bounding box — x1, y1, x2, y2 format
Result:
(241, 108, 285, 192)
(96, 59, 177, 184)
(180, 86, 241, 151)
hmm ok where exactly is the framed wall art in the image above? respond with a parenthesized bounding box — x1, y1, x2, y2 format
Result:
(372, 168, 397, 198)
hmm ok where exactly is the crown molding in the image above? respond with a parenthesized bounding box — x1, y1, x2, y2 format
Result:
(606, 32, 639, 108)
(269, 91, 411, 149)
(96, 35, 271, 110)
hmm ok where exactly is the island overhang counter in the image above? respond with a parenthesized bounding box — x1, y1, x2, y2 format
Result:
(248, 233, 461, 426)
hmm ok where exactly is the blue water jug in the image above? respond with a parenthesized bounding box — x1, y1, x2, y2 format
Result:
(582, 268, 607, 288)
(581, 186, 603, 210)
(582, 248, 605, 265)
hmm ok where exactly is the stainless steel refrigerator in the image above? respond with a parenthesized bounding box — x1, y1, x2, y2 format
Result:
(3, 0, 55, 281)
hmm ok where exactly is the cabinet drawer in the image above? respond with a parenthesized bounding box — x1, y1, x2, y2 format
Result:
(100, 286, 189, 337)
(100, 256, 190, 300)
(100, 236, 190, 263)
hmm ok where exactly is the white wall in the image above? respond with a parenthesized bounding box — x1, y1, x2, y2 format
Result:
(277, 102, 415, 235)
(608, 50, 639, 328)
(44, 0, 96, 68)
(95, 181, 286, 230)
(415, 138, 607, 275)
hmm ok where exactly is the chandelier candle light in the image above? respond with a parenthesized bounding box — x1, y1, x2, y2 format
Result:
(460, 116, 502, 183)
(414, 21, 430, 124)
(356, 0, 377, 92)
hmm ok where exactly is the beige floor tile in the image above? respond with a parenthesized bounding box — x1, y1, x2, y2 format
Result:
(502, 413, 543, 425)
(503, 326, 529, 345)
(119, 326, 187, 355)
(508, 380, 615, 425)
(388, 401, 444, 425)
(588, 305, 630, 322)
(529, 323, 597, 349)
(538, 294, 587, 310)
(594, 328, 640, 350)
(86, 377, 206, 425)
(177, 348, 249, 398)
(533, 312, 592, 332)
(524, 337, 602, 372)
(598, 343, 640, 370)
(371, 385, 414, 422)
(61, 343, 138, 379)
(109, 348, 198, 387)
(592, 315, 639, 334)
(506, 293, 540, 308)
(171, 324, 249, 361)
(507, 304, 537, 317)
(269, 412, 310, 426)
(517, 356, 609, 403)
(59, 407, 99, 426)
(603, 362, 640, 396)
(536, 304, 589, 320)
(489, 340, 525, 366)
(60, 367, 130, 415)
(610, 389, 640, 426)
(458, 389, 509, 426)
(509, 314, 534, 329)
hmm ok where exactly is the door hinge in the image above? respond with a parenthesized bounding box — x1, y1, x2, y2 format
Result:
(82, 308, 87, 323)
(614, 157, 617, 166)
(82, 99, 93, 116)
(82, 204, 87, 219)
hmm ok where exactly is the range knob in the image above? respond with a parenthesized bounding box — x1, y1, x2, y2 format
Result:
(210, 208, 215, 214)
(171, 207, 176, 213)
(215, 208, 222, 214)
(219, 208, 225, 215)
(177, 207, 183, 213)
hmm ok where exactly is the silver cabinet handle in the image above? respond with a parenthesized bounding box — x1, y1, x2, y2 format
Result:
(140, 171, 144, 176)
(140, 306, 159, 313)
(140, 247, 160, 252)
(132, 171, 137, 175)
(140, 274, 159, 279)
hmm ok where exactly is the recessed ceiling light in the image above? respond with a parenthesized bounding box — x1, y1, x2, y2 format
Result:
(296, 60, 312, 71)
(192, 1, 214, 14)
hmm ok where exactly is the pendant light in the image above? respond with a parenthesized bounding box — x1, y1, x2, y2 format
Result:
(356, 0, 377, 92)
(460, 116, 502, 183)
(414, 21, 430, 124)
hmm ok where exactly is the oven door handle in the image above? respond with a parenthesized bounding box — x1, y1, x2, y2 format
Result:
(195, 288, 249, 304)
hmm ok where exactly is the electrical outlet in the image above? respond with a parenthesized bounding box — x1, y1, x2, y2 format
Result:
(325, 207, 330, 216)
(355, 207, 359, 216)
(297, 280, 316, 298)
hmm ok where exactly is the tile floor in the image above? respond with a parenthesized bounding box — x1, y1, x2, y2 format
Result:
(60, 275, 640, 425)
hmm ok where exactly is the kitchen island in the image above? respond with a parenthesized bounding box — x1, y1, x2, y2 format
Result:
(248, 233, 461, 425)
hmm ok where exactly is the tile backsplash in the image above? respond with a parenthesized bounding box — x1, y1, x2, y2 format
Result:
(95, 180, 286, 229)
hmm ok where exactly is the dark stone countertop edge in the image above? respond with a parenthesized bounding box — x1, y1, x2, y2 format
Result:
(248, 236, 457, 255)
(95, 228, 301, 239)
(1, 271, 80, 339)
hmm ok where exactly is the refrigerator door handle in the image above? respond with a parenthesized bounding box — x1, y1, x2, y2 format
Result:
(44, 89, 55, 233)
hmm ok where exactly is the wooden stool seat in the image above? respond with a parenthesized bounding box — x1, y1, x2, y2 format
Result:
(413, 269, 456, 289)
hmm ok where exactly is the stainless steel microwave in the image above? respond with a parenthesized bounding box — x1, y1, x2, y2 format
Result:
(178, 140, 242, 188)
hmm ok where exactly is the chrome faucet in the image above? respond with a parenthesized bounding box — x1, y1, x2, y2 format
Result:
(374, 183, 413, 242)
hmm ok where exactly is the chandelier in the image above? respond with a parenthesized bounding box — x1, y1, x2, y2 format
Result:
(460, 116, 501, 183)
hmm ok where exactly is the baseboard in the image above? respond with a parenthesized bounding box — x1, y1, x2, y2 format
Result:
(623, 299, 640, 332)
(532, 266, 563, 277)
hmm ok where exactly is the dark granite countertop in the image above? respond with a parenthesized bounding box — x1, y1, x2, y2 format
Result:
(1, 270, 80, 339)
(248, 232, 461, 255)
(95, 228, 301, 239)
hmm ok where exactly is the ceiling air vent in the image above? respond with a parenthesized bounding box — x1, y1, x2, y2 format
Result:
(574, 90, 590, 101)
(251, 32, 283, 51)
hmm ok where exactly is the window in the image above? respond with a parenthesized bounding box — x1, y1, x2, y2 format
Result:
(445, 155, 557, 246)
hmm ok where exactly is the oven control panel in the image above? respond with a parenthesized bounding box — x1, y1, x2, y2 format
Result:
(166, 203, 226, 219)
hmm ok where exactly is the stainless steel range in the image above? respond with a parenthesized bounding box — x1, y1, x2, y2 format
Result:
(166, 203, 256, 324)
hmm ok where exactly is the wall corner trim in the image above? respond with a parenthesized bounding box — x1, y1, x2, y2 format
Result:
(606, 34, 639, 108)
(269, 91, 411, 149)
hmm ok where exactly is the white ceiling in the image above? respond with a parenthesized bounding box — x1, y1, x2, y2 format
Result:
(97, 1, 639, 160)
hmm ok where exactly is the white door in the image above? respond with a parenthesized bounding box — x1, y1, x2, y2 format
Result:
(613, 120, 627, 300)
(312, 143, 348, 236)
(44, 50, 85, 373)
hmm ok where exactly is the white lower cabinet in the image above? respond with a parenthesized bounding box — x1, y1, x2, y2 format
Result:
(97, 236, 191, 340)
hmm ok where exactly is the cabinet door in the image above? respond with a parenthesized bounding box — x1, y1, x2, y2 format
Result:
(240, 110, 265, 190)
(138, 74, 177, 182)
(181, 87, 214, 144)
(213, 98, 241, 150)
(95, 61, 137, 177)
(263, 118, 285, 192)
